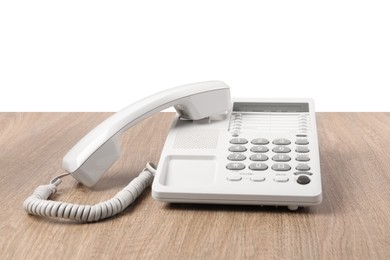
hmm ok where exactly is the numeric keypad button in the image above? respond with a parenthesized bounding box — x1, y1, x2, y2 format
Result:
(272, 146, 291, 153)
(296, 155, 310, 162)
(296, 164, 311, 171)
(229, 145, 247, 152)
(250, 146, 269, 153)
(226, 162, 245, 170)
(271, 163, 291, 171)
(249, 163, 268, 171)
(230, 138, 248, 144)
(295, 138, 309, 145)
(227, 153, 246, 161)
(272, 154, 291, 162)
(250, 154, 268, 161)
(251, 138, 269, 145)
(295, 146, 310, 153)
(273, 138, 291, 145)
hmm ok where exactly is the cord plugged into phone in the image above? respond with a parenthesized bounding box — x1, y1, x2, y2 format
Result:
(24, 80, 323, 222)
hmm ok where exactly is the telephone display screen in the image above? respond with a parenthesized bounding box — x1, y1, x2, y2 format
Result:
(233, 102, 309, 113)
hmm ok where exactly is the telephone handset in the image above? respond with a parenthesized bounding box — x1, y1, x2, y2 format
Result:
(23, 81, 232, 222)
(24, 81, 322, 222)
(62, 81, 231, 187)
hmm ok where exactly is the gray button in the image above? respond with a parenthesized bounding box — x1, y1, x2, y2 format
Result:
(274, 176, 289, 182)
(230, 138, 248, 144)
(297, 175, 311, 185)
(226, 163, 245, 170)
(271, 163, 291, 171)
(272, 146, 291, 153)
(227, 175, 242, 181)
(296, 155, 310, 162)
(295, 138, 309, 145)
(250, 154, 268, 161)
(227, 153, 246, 161)
(249, 163, 268, 171)
(273, 138, 291, 145)
(251, 138, 269, 145)
(251, 175, 265, 182)
(226, 162, 245, 170)
(294, 172, 313, 176)
(296, 164, 310, 171)
(250, 146, 269, 153)
(296, 146, 310, 153)
(229, 145, 247, 152)
(272, 154, 291, 162)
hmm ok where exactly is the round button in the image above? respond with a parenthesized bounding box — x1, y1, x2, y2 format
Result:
(297, 175, 311, 185)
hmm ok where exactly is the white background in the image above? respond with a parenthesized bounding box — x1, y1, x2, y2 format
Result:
(1, 1, 389, 112)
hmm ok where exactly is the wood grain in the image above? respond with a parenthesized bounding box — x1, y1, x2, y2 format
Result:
(0, 112, 389, 259)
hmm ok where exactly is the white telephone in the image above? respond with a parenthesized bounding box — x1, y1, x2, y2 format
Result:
(24, 81, 322, 222)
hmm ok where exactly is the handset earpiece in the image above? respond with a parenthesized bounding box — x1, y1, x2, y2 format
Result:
(63, 81, 231, 187)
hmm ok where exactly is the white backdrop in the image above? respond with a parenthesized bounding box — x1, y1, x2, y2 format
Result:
(1, 1, 389, 112)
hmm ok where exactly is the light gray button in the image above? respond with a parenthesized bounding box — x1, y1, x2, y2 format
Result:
(230, 138, 248, 144)
(294, 172, 313, 176)
(229, 145, 247, 152)
(226, 162, 245, 170)
(274, 176, 289, 182)
(249, 163, 268, 171)
(272, 154, 291, 162)
(295, 138, 309, 145)
(251, 138, 269, 145)
(296, 146, 310, 153)
(251, 175, 265, 182)
(273, 138, 291, 145)
(272, 146, 291, 153)
(296, 164, 311, 171)
(271, 163, 291, 171)
(227, 153, 246, 161)
(250, 146, 269, 153)
(296, 155, 310, 162)
(250, 154, 268, 161)
(227, 175, 242, 181)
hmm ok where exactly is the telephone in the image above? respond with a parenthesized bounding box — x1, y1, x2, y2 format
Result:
(24, 81, 322, 222)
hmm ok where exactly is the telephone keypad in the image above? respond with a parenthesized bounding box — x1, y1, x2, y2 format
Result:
(227, 137, 313, 184)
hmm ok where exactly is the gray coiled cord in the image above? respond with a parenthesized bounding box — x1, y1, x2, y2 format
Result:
(23, 163, 156, 222)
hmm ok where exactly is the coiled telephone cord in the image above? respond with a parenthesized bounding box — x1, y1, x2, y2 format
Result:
(23, 163, 156, 222)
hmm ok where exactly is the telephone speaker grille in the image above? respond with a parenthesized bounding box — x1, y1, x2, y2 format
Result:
(173, 129, 219, 149)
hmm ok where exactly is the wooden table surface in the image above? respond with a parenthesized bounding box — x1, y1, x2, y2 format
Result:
(0, 112, 389, 259)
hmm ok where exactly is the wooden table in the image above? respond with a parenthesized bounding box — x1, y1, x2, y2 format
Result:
(0, 112, 389, 259)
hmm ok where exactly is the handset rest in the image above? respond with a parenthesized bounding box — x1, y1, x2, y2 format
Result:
(62, 81, 231, 187)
